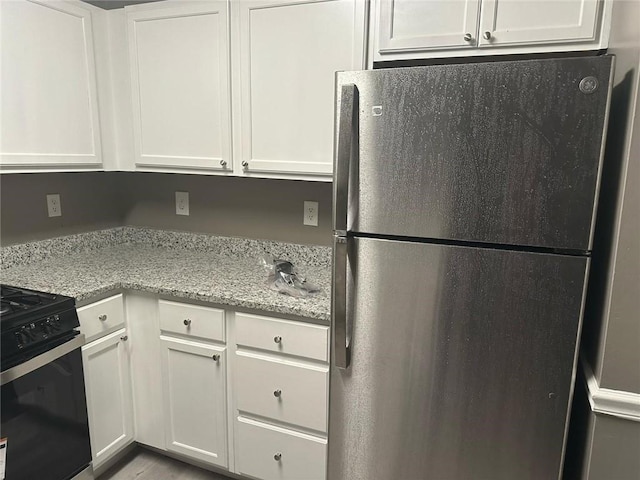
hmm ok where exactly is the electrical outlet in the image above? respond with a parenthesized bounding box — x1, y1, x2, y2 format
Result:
(176, 191, 189, 216)
(46, 194, 62, 217)
(303, 201, 319, 226)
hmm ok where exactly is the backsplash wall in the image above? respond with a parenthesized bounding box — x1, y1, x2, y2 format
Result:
(1, 172, 126, 245)
(121, 173, 333, 246)
(1, 172, 333, 247)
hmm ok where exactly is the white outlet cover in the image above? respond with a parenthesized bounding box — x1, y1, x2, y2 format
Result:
(46, 194, 62, 217)
(176, 191, 189, 216)
(304, 201, 319, 226)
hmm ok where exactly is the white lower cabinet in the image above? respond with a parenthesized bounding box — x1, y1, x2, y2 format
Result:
(90, 293, 330, 480)
(233, 311, 330, 480)
(236, 417, 327, 480)
(82, 328, 134, 469)
(235, 353, 329, 433)
(160, 335, 228, 468)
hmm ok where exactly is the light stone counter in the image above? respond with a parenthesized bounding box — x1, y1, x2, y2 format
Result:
(1, 228, 331, 321)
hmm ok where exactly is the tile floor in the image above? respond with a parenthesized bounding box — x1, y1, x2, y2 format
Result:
(99, 448, 232, 480)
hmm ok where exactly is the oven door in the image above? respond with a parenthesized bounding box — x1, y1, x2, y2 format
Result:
(1, 335, 92, 480)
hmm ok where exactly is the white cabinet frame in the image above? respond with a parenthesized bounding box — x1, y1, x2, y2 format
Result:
(0, 0, 103, 168)
(478, 0, 601, 47)
(232, 0, 367, 177)
(371, 0, 613, 63)
(376, 0, 481, 53)
(160, 334, 229, 468)
(82, 328, 134, 469)
(126, 1, 233, 171)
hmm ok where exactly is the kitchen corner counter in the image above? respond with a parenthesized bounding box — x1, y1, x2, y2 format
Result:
(1, 229, 331, 322)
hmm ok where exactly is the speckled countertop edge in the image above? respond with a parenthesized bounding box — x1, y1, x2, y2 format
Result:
(1, 227, 331, 269)
(1, 229, 332, 321)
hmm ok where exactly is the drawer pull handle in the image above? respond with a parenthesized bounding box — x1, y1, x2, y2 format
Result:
(98, 315, 107, 322)
(273, 389, 282, 398)
(183, 319, 191, 326)
(212, 354, 220, 362)
(274, 453, 282, 462)
(274, 336, 282, 344)
(120, 335, 128, 342)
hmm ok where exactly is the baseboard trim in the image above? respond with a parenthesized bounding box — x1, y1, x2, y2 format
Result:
(581, 356, 640, 422)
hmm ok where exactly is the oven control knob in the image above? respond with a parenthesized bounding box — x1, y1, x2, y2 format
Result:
(45, 317, 61, 332)
(43, 322, 57, 336)
(14, 330, 29, 346)
(25, 325, 36, 340)
(16, 327, 34, 345)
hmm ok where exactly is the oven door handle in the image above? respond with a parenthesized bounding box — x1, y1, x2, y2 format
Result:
(1, 334, 86, 386)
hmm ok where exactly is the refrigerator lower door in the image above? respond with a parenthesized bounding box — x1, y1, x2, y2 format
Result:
(328, 237, 588, 480)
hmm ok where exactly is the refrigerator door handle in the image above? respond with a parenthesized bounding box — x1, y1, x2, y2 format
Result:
(332, 234, 350, 369)
(333, 83, 358, 235)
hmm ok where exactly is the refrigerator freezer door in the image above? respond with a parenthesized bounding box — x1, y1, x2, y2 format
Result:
(336, 56, 613, 251)
(328, 237, 588, 480)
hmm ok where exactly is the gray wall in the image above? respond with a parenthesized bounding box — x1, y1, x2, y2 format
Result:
(572, 1, 640, 479)
(582, 0, 640, 393)
(0, 172, 126, 245)
(0, 172, 333, 247)
(584, 414, 640, 480)
(120, 173, 333, 246)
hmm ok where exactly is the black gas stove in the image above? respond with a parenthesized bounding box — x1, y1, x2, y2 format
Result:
(1, 285, 81, 370)
(1, 285, 92, 480)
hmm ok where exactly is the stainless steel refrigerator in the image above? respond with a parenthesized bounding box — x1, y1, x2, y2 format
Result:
(329, 56, 614, 480)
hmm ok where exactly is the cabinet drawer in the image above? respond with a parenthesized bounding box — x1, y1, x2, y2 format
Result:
(159, 300, 225, 342)
(236, 417, 326, 480)
(235, 313, 328, 361)
(78, 294, 125, 342)
(235, 353, 328, 433)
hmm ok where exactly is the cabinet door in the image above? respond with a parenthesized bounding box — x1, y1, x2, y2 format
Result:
(374, 0, 481, 58)
(234, 0, 366, 177)
(479, 0, 600, 47)
(160, 336, 228, 468)
(0, 0, 102, 168)
(126, 1, 232, 171)
(82, 329, 134, 468)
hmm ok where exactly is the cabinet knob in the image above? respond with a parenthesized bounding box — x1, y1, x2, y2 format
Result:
(220, 160, 227, 168)
(241, 161, 249, 169)
(483, 31, 492, 40)
(273, 389, 282, 398)
(98, 314, 107, 322)
(212, 354, 220, 362)
(463, 33, 472, 42)
(273, 336, 282, 344)
(120, 335, 128, 341)
(183, 319, 191, 326)
(274, 453, 282, 462)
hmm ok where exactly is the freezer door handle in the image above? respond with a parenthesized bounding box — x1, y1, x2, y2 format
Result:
(332, 234, 350, 369)
(333, 83, 358, 234)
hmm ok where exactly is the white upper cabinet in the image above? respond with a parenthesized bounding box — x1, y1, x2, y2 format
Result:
(479, 0, 600, 47)
(372, 0, 612, 62)
(376, 0, 481, 53)
(233, 0, 366, 178)
(0, 0, 102, 169)
(126, 1, 232, 171)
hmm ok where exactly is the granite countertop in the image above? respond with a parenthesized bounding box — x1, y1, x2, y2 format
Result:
(1, 231, 331, 321)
